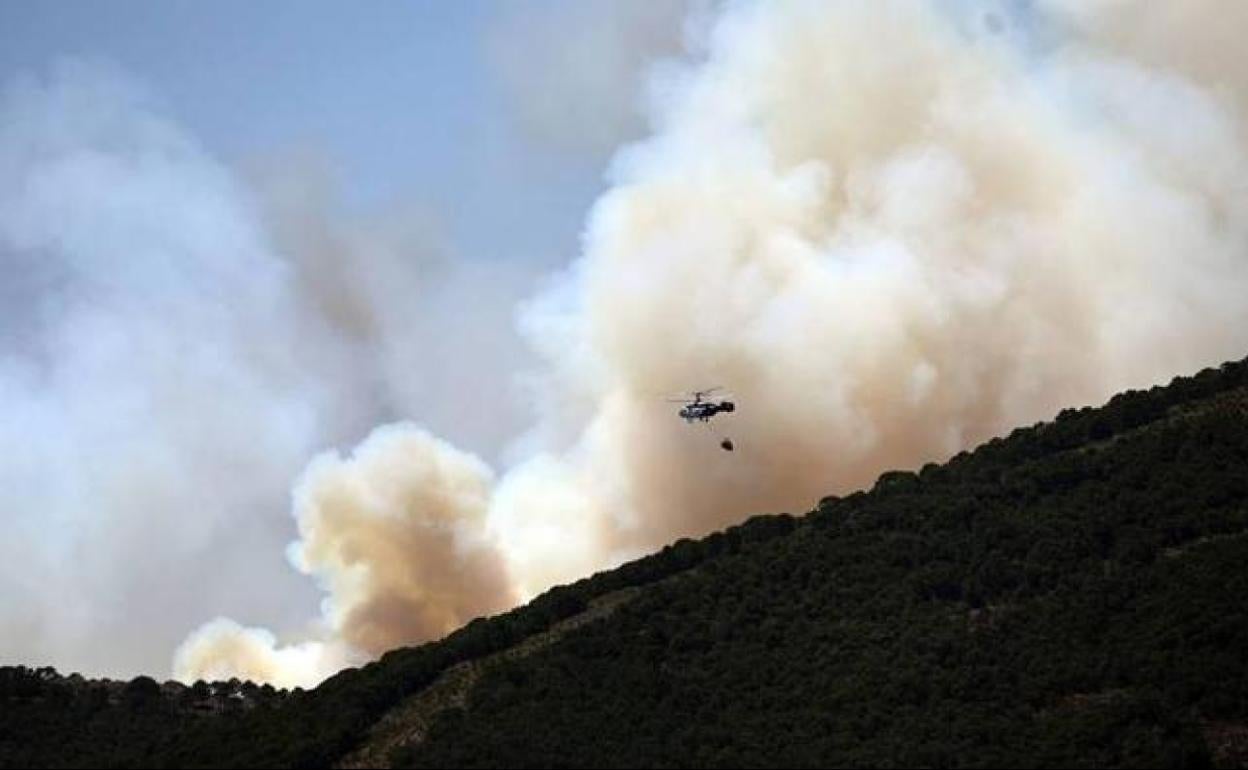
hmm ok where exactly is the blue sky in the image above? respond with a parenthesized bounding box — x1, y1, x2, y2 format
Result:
(0, 1, 619, 267)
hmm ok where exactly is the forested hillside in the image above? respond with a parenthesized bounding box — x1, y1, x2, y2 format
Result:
(4, 357, 1247, 768)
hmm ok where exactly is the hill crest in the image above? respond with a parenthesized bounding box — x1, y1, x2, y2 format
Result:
(4, 355, 1247, 768)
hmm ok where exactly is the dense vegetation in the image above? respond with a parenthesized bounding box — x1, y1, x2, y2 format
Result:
(4, 356, 1247, 768)
(0, 670, 284, 767)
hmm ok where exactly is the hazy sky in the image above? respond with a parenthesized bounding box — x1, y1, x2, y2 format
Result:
(0, 1, 630, 268)
(0, 0, 692, 677)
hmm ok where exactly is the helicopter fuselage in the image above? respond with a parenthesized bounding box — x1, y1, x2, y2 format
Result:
(679, 400, 735, 423)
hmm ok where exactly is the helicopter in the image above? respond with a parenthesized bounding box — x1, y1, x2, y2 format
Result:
(668, 387, 736, 424)
(668, 388, 737, 451)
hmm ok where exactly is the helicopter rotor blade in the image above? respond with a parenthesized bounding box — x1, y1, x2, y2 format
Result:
(661, 386, 733, 403)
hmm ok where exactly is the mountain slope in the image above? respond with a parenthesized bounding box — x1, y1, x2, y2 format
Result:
(4, 356, 1248, 768)
(387, 361, 1248, 769)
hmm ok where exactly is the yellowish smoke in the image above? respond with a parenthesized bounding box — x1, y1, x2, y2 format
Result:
(177, 0, 1248, 687)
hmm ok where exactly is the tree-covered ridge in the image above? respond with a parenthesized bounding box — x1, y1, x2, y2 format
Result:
(3, 356, 1247, 768)
(0, 669, 286, 768)
(396, 359, 1248, 768)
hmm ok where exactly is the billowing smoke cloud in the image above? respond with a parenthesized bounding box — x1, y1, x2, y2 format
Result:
(11, 0, 1248, 689)
(486, 0, 1248, 577)
(246, 157, 541, 457)
(0, 61, 337, 676)
(180, 0, 1248, 688)
(176, 424, 515, 683)
(0, 61, 537, 679)
(289, 424, 514, 656)
(173, 619, 342, 691)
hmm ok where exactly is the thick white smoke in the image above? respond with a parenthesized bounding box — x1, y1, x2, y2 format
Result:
(0, 61, 537, 679)
(172, 619, 342, 691)
(178, 0, 1248, 688)
(288, 424, 515, 657)
(0, 61, 339, 676)
(8, 1, 1248, 688)
(175, 425, 515, 682)
(480, 0, 1248, 587)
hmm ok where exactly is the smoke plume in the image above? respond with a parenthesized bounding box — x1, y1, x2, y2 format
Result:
(176, 425, 516, 681)
(0, 61, 536, 679)
(289, 424, 515, 657)
(172, 619, 342, 691)
(7, 1, 1248, 688)
(479, 0, 1248, 585)
(179, 0, 1248, 688)
(0, 61, 336, 676)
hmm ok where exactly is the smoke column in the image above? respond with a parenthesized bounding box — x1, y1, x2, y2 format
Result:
(179, 0, 1248, 685)
(0, 61, 347, 677)
(0, 60, 536, 679)
(482, 0, 1248, 588)
(175, 424, 515, 684)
